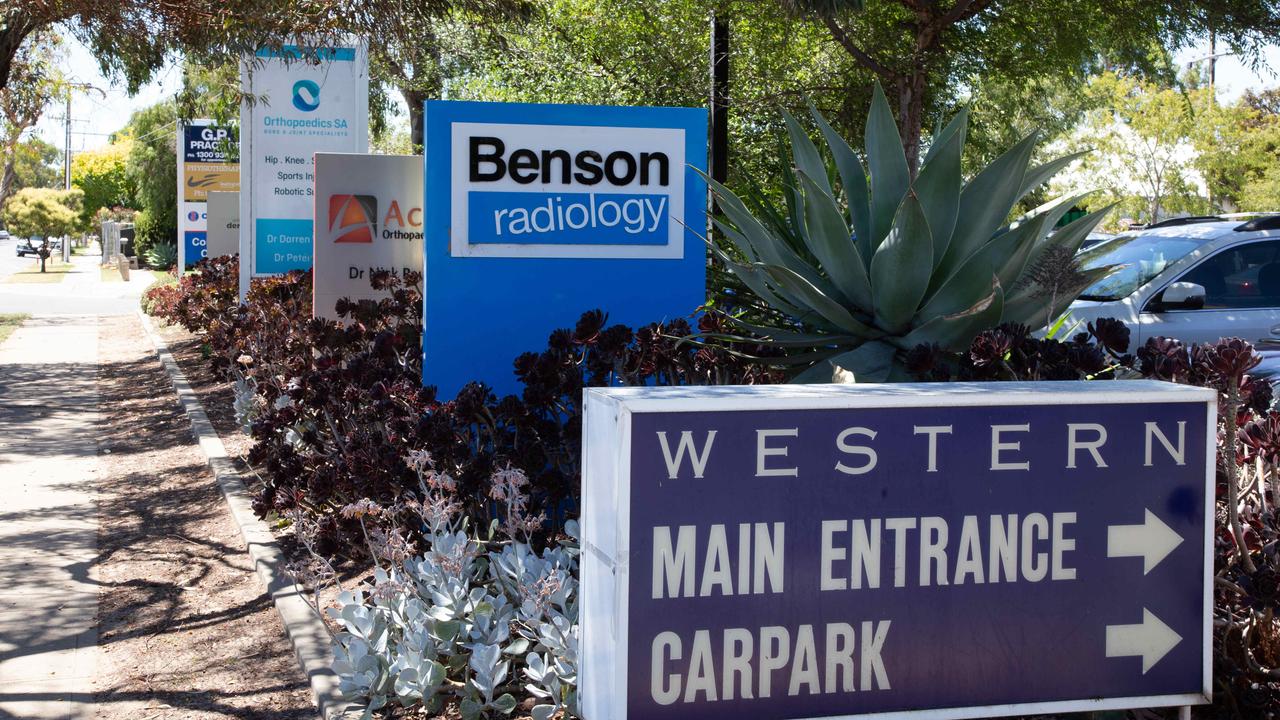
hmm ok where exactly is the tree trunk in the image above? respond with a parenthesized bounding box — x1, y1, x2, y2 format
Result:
(0, 156, 15, 210)
(897, 67, 928, 177)
(403, 87, 428, 153)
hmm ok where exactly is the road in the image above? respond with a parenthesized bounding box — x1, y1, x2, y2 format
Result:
(0, 233, 41, 282)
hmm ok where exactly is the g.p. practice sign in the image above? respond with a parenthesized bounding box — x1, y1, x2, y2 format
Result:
(424, 101, 706, 398)
(581, 381, 1215, 720)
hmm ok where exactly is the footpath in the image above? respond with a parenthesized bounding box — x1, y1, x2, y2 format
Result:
(0, 251, 144, 717)
(0, 314, 101, 718)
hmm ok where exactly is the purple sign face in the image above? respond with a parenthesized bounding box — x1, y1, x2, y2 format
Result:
(580, 382, 1215, 720)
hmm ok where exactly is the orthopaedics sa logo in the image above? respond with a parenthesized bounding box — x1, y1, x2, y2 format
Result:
(329, 194, 377, 244)
(292, 79, 321, 112)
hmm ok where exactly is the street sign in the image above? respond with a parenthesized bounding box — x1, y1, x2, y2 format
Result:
(580, 380, 1215, 720)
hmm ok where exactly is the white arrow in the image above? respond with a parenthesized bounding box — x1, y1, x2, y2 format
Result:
(1106, 608, 1182, 673)
(1107, 509, 1184, 574)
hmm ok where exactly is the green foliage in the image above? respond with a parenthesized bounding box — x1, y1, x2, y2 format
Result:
(123, 101, 178, 256)
(71, 139, 135, 227)
(1054, 72, 1210, 227)
(8, 137, 60, 191)
(1, 187, 83, 238)
(706, 85, 1113, 382)
(143, 240, 178, 271)
(1192, 90, 1280, 213)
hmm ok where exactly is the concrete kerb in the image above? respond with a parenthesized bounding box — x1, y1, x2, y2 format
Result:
(136, 311, 365, 720)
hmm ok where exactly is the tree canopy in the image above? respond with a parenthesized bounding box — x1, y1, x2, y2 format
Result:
(1, 187, 82, 238)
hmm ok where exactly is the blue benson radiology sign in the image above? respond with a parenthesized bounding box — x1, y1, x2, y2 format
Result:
(580, 381, 1216, 720)
(423, 100, 707, 397)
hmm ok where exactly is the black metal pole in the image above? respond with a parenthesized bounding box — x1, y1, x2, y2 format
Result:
(709, 12, 730, 188)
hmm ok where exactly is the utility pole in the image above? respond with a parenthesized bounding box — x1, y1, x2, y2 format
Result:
(63, 87, 71, 189)
(60, 82, 106, 191)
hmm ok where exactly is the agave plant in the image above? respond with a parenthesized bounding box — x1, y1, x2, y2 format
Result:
(705, 83, 1115, 382)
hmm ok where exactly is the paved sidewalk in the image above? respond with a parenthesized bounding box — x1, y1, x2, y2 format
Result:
(0, 316, 100, 718)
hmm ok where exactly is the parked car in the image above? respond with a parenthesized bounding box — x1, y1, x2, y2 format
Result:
(15, 238, 37, 257)
(0, 229, 9, 241)
(1067, 215, 1280, 347)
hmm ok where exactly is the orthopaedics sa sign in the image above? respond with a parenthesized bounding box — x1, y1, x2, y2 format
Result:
(424, 100, 707, 397)
(312, 153, 422, 321)
(238, 43, 368, 298)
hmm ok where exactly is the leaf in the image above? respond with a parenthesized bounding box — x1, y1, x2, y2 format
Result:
(1012, 204, 1115, 294)
(460, 699, 483, 720)
(865, 81, 911, 254)
(532, 705, 557, 720)
(760, 264, 878, 336)
(710, 217, 846, 303)
(1019, 151, 1086, 199)
(919, 212, 1045, 322)
(870, 192, 933, 333)
(922, 108, 968, 166)
(493, 693, 518, 715)
(795, 170, 873, 309)
(704, 172, 849, 303)
(783, 109, 832, 198)
(901, 278, 1005, 352)
(933, 131, 1039, 289)
(809, 102, 871, 262)
(913, 107, 967, 263)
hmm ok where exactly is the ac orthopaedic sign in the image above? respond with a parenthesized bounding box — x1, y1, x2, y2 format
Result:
(581, 381, 1215, 720)
(177, 122, 239, 270)
(312, 153, 422, 321)
(424, 101, 706, 397)
(239, 44, 369, 296)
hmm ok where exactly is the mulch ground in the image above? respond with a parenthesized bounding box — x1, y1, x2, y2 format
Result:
(92, 314, 314, 719)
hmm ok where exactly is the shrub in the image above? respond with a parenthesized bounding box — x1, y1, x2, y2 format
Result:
(143, 240, 177, 270)
(143, 254, 239, 331)
(325, 460, 579, 719)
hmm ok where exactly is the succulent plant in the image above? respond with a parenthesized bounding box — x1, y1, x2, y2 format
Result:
(705, 83, 1117, 382)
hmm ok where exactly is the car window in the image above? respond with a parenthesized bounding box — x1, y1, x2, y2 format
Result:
(1077, 234, 1205, 301)
(1175, 240, 1280, 310)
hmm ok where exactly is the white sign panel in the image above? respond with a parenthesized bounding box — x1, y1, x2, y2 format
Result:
(206, 191, 240, 259)
(239, 43, 369, 297)
(312, 153, 422, 321)
(449, 121, 686, 259)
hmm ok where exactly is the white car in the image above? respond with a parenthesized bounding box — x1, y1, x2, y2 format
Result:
(1068, 216, 1280, 347)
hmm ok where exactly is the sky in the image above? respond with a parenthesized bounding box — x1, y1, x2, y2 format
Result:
(29, 30, 1280, 159)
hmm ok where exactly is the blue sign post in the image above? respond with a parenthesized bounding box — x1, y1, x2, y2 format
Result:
(423, 100, 708, 398)
(581, 381, 1215, 720)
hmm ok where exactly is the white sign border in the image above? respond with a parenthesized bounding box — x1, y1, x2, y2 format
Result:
(580, 380, 1215, 720)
